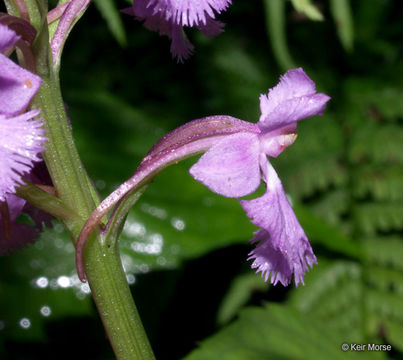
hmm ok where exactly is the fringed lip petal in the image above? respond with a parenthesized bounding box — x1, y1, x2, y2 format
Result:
(142, 0, 232, 27)
(0, 110, 47, 201)
(240, 160, 317, 286)
(123, 0, 231, 61)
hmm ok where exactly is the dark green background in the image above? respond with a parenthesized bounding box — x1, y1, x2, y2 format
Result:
(1, 0, 403, 359)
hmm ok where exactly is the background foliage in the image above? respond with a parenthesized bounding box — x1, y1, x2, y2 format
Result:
(1, 0, 402, 359)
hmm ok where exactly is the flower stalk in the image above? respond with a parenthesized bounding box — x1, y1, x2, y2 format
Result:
(3, 2, 155, 358)
(75, 115, 259, 280)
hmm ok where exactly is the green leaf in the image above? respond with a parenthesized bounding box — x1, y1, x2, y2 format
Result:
(290, 0, 324, 21)
(289, 260, 370, 345)
(94, 0, 127, 46)
(185, 303, 382, 360)
(274, 115, 347, 200)
(364, 237, 403, 272)
(383, 319, 403, 353)
(216, 273, 269, 326)
(0, 225, 92, 342)
(330, 0, 354, 52)
(353, 166, 403, 201)
(294, 204, 362, 259)
(355, 202, 403, 236)
(263, 0, 296, 71)
(349, 124, 403, 165)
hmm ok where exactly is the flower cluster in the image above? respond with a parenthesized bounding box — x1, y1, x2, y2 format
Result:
(0, 23, 47, 253)
(123, 0, 231, 61)
(190, 68, 330, 286)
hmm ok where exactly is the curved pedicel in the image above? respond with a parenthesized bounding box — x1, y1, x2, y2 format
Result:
(76, 116, 260, 281)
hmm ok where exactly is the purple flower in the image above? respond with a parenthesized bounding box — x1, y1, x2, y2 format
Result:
(0, 24, 45, 200)
(0, 24, 47, 254)
(0, 23, 42, 116)
(123, 0, 231, 61)
(190, 68, 330, 286)
(0, 110, 47, 201)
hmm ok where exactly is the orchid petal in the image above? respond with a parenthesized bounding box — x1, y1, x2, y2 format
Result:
(0, 23, 20, 52)
(258, 68, 330, 132)
(0, 110, 47, 201)
(123, 0, 231, 61)
(0, 55, 42, 116)
(240, 160, 317, 286)
(190, 132, 261, 198)
(143, 0, 231, 27)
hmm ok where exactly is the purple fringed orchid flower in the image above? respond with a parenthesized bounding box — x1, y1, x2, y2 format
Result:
(190, 68, 330, 286)
(0, 24, 48, 253)
(123, 0, 231, 62)
(74, 68, 329, 285)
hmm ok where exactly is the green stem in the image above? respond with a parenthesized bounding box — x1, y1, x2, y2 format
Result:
(24, 6, 155, 359)
(85, 234, 155, 360)
(33, 72, 155, 360)
(34, 75, 96, 219)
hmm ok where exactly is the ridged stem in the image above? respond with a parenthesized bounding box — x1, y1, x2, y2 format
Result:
(21, 2, 156, 358)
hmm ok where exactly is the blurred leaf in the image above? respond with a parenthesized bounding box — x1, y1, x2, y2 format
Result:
(383, 319, 403, 353)
(263, 0, 296, 71)
(364, 237, 403, 272)
(289, 260, 364, 343)
(273, 114, 347, 200)
(330, 0, 354, 51)
(0, 224, 92, 343)
(216, 273, 269, 326)
(185, 303, 383, 360)
(94, 0, 127, 46)
(349, 124, 403, 165)
(353, 166, 403, 201)
(293, 204, 361, 259)
(198, 32, 271, 121)
(355, 202, 403, 236)
(290, 0, 324, 21)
